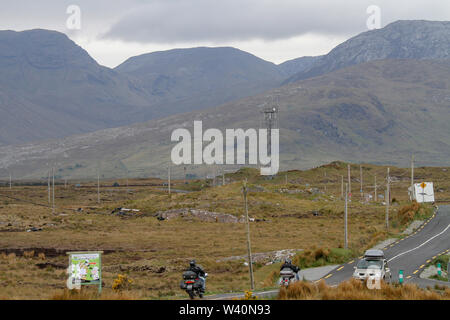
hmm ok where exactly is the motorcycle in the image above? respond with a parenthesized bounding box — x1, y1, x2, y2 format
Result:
(279, 268, 297, 287)
(180, 270, 208, 299)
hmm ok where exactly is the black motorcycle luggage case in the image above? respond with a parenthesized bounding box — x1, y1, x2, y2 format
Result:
(183, 271, 197, 280)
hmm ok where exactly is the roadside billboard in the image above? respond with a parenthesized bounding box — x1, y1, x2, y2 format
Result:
(67, 251, 103, 293)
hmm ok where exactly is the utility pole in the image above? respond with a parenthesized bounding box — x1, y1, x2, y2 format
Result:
(341, 175, 344, 199)
(360, 165, 363, 200)
(344, 183, 348, 249)
(411, 155, 414, 201)
(285, 174, 288, 185)
(386, 168, 390, 232)
(48, 169, 51, 204)
(64, 179, 67, 189)
(387, 167, 390, 204)
(168, 164, 171, 195)
(242, 180, 255, 290)
(222, 169, 225, 186)
(52, 167, 55, 214)
(9, 173, 11, 190)
(97, 169, 100, 204)
(184, 166, 187, 185)
(347, 164, 351, 201)
(385, 189, 389, 233)
(374, 175, 377, 202)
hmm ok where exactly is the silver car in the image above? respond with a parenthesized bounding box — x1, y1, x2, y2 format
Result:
(353, 249, 392, 283)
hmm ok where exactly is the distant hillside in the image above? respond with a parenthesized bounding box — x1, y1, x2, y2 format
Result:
(286, 20, 450, 83)
(2, 20, 448, 147)
(0, 33, 297, 145)
(115, 47, 286, 115)
(2, 59, 450, 179)
(278, 56, 322, 77)
(0, 29, 157, 145)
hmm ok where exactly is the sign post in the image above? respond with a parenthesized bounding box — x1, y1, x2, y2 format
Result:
(67, 251, 103, 294)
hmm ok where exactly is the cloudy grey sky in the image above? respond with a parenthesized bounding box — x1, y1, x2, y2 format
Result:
(0, 0, 449, 67)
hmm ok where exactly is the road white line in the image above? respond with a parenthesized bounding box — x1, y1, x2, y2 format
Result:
(387, 223, 450, 263)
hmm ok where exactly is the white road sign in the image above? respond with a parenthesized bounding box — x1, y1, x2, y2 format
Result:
(413, 182, 435, 203)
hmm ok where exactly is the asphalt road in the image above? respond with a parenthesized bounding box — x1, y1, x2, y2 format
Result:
(321, 205, 450, 288)
(205, 205, 450, 300)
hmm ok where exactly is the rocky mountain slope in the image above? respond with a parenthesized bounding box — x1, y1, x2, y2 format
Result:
(0, 32, 296, 146)
(0, 29, 156, 145)
(286, 20, 450, 83)
(2, 59, 449, 179)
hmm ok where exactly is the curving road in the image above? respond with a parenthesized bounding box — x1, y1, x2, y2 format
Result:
(321, 205, 450, 288)
(205, 205, 449, 300)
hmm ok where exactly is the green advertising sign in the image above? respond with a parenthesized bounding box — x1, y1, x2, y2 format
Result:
(67, 251, 103, 293)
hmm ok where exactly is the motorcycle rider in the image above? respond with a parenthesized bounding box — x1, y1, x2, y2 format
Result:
(280, 258, 300, 281)
(187, 260, 207, 292)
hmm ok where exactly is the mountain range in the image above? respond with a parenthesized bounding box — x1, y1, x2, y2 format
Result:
(0, 20, 449, 179)
(0, 31, 302, 145)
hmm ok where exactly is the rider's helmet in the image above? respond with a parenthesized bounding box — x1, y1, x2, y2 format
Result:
(189, 260, 196, 267)
(285, 258, 292, 264)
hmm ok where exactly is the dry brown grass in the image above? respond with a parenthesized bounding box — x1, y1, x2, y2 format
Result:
(0, 162, 448, 299)
(23, 250, 35, 259)
(397, 201, 421, 225)
(278, 279, 450, 300)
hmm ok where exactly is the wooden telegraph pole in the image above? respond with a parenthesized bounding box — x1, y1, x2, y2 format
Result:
(344, 183, 348, 249)
(347, 164, 351, 201)
(374, 175, 377, 202)
(97, 169, 100, 204)
(360, 165, 363, 200)
(242, 180, 255, 290)
(48, 169, 51, 204)
(52, 167, 55, 214)
(386, 168, 390, 232)
(411, 155, 414, 201)
(168, 164, 171, 195)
